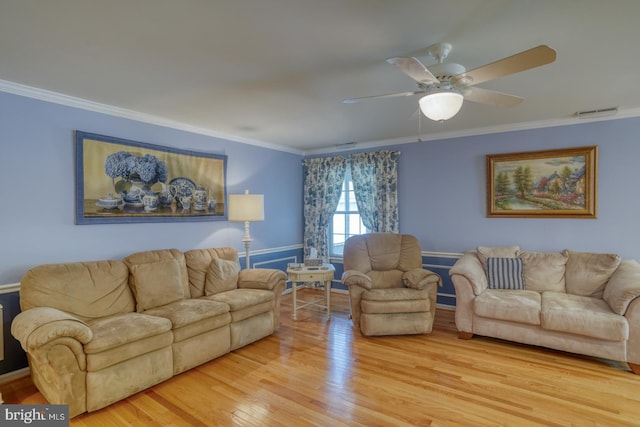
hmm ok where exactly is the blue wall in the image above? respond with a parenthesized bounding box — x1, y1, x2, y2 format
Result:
(0, 91, 304, 284)
(397, 118, 640, 259)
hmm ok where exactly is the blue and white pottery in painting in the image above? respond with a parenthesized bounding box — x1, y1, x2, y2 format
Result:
(193, 188, 207, 210)
(143, 193, 159, 212)
(158, 184, 174, 207)
(169, 177, 197, 208)
(119, 178, 149, 207)
(96, 193, 122, 210)
(180, 196, 192, 211)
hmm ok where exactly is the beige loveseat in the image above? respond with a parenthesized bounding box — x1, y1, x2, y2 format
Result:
(11, 247, 286, 417)
(450, 246, 640, 373)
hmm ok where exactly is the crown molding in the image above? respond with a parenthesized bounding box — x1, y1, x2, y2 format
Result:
(303, 107, 640, 155)
(0, 79, 304, 155)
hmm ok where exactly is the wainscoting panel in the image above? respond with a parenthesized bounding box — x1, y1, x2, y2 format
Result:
(423, 252, 463, 308)
(0, 286, 27, 377)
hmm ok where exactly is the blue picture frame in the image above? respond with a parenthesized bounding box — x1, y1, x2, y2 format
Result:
(75, 131, 228, 224)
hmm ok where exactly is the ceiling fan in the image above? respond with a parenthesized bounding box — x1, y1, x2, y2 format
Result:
(344, 43, 557, 122)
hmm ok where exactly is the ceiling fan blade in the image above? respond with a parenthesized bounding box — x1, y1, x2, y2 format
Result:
(463, 86, 523, 108)
(386, 57, 439, 84)
(453, 45, 556, 86)
(343, 90, 424, 104)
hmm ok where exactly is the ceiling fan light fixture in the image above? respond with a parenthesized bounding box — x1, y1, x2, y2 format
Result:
(419, 90, 464, 122)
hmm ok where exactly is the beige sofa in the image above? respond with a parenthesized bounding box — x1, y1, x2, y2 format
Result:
(450, 246, 640, 373)
(11, 247, 286, 417)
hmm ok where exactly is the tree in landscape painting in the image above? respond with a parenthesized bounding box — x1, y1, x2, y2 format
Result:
(495, 172, 510, 196)
(512, 165, 533, 198)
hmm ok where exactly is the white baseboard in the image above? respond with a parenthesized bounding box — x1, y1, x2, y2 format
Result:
(0, 367, 29, 385)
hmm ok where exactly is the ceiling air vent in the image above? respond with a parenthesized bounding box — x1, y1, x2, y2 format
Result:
(574, 107, 618, 119)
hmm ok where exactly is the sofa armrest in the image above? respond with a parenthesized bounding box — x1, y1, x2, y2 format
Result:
(11, 307, 93, 351)
(11, 307, 91, 376)
(238, 268, 287, 291)
(449, 252, 488, 295)
(403, 268, 441, 290)
(623, 297, 640, 368)
(341, 270, 372, 290)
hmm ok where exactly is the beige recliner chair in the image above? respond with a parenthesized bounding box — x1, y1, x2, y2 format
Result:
(341, 233, 442, 336)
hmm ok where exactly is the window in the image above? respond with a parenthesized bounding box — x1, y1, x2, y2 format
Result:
(329, 166, 367, 257)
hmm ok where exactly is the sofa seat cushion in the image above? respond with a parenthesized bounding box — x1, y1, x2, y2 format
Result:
(205, 289, 274, 322)
(144, 298, 229, 325)
(474, 289, 541, 325)
(85, 313, 173, 371)
(361, 288, 431, 314)
(144, 299, 230, 342)
(541, 292, 628, 341)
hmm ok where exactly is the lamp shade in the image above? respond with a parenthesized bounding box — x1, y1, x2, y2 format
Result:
(419, 90, 464, 122)
(228, 193, 264, 222)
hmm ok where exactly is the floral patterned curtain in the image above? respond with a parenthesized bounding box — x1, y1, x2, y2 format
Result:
(303, 156, 347, 259)
(349, 150, 399, 233)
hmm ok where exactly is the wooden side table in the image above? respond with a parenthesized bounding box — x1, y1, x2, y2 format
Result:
(287, 264, 335, 320)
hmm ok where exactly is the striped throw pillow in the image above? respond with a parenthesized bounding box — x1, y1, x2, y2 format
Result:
(486, 257, 525, 290)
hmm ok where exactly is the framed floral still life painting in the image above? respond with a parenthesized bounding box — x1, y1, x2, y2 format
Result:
(486, 146, 597, 218)
(75, 131, 227, 224)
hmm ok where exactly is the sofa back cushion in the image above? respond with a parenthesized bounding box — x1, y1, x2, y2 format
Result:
(517, 250, 567, 293)
(477, 246, 520, 271)
(20, 260, 134, 322)
(563, 250, 621, 298)
(185, 247, 241, 297)
(205, 257, 240, 295)
(128, 259, 185, 311)
(124, 249, 190, 298)
(343, 233, 423, 289)
(603, 260, 640, 315)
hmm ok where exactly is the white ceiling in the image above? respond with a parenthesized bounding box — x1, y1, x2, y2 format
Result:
(2, 0, 640, 154)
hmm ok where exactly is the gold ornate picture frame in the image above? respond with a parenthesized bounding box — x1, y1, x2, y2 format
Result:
(486, 146, 597, 218)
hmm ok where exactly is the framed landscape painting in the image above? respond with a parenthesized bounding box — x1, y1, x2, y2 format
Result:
(486, 146, 597, 218)
(75, 131, 227, 224)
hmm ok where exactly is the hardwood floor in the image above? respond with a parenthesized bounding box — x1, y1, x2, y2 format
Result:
(4, 289, 640, 426)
